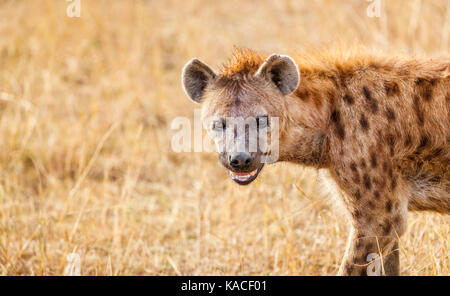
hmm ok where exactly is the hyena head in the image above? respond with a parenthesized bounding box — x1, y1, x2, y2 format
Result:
(181, 53, 300, 185)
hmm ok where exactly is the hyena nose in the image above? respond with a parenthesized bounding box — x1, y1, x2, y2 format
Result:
(229, 152, 253, 168)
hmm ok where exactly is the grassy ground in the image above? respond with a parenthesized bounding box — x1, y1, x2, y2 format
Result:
(0, 0, 448, 275)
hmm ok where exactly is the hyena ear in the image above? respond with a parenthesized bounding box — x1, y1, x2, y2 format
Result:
(182, 58, 217, 103)
(255, 54, 300, 95)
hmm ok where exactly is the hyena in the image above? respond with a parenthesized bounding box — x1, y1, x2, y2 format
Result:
(181, 48, 449, 275)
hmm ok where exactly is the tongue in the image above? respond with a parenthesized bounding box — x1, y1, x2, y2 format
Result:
(235, 172, 250, 176)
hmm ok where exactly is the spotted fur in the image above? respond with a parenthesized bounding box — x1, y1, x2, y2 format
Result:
(183, 47, 450, 276)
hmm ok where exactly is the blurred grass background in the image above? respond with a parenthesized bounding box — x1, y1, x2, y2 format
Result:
(0, 0, 448, 275)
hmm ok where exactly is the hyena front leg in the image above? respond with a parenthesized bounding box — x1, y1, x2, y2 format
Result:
(338, 192, 408, 276)
(338, 226, 402, 275)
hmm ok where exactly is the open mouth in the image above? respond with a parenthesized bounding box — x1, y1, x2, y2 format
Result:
(228, 163, 264, 185)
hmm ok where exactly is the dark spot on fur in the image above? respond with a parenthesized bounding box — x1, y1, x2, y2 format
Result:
(391, 177, 397, 190)
(421, 86, 433, 101)
(404, 134, 412, 148)
(296, 88, 310, 101)
(415, 160, 424, 170)
(384, 81, 400, 96)
(413, 96, 425, 126)
(370, 152, 377, 168)
(415, 78, 436, 102)
(362, 86, 377, 115)
(363, 86, 372, 100)
(388, 167, 393, 178)
(363, 173, 372, 190)
(331, 110, 340, 123)
(331, 110, 346, 139)
(336, 125, 345, 140)
(355, 190, 361, 200)
(353, 209, 361, 219)
(350, 162, 358, 172)
(374, 191, 380, 199)
(369, 63, 382, 70)
(429, 175, 442, 183)
(418, 135, 429, 150)
(428, 148, 443, 159)
(385, 134, 395, 155)
(423, 154, 433, 162)
(385, 108, 396, 121)
(360, 114, 369, 131)
(360, 159, 367, 169)
(386, 200, 392, 212)
(367, 200, 375, 209)
(415, 78, 425, 86)
(345, 263, 354, 274)
(383, 220, 392, 235)
(343, 94, 355, 105)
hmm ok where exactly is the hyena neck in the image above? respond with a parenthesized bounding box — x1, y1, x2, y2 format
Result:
(279, 70, 343, 168)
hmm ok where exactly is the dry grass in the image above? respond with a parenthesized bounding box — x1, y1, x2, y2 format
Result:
(0, 0, 448, 275)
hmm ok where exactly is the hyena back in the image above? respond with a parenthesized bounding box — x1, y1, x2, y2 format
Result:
(182, 48, 449, 275)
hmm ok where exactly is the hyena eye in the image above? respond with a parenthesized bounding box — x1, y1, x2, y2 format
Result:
(212, 120, 225, 131)
(257, 116, 268, 129)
